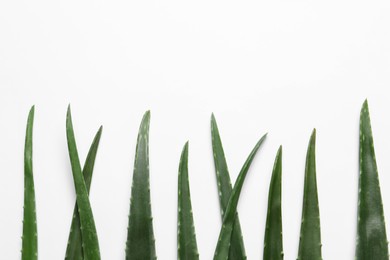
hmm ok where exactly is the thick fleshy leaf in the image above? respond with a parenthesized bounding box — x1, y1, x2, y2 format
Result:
(177, 142, 199, 260)
(66, 106, 101, 260)
(263, 146, 283, 260)
(213, 134, 267, 260)
(65, 126, 103, 260)
(22, 106, 38, 260)
(297, 129, 322, 260)
(126, 111, 156, 260)
(356, 100, 388, 259)
(210, 114, 246, 259)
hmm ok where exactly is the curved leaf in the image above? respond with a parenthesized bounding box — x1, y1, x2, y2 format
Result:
(297, 129, 322, 260)
(65, 126, 103, 260)
(213, 134, 267, 260)
(211, 114, 246, 260)
(177, 142, 199, 260)
(22, 106, 38, 260)
(66, 105, 101, 260)
(263, 146, 283, 260)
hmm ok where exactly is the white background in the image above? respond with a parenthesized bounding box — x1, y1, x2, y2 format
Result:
(1, 0, 390, 259)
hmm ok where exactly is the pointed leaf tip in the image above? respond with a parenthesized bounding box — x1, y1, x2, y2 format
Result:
(66, 106, 72, 122)
(140, 111, 151, 129)
(263, 146, 283, 260)
(297, 131, 322, 260)
(178, 141, 199, 260)
(144, 110, 151, 118)
(210, 114, 247, 259)
(211, 113, 216, 121)
(27, 106, 35, 122)
(361, 99, 370, 116)
(126, 111, 156, 259)
(181, 141, 189, 158)
(22, 106, 38, 260)
(210, 114, 217, 130)
(66, 108, 101, 260)
(311, 128, 316, 138)
(277, 145, 282, 156)
(357, 99, 388, 260)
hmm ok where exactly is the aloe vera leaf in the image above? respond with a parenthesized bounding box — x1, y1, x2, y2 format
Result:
(22, 106, 38, 260)
(297, 129, 322, 260)
(65, 126, 103, 260)
(210, 114, 246, 259)
(263, 146, 283, 260)
(66, 105, 101, 260)
(356, 100, 389, 260)
(213, 134, 267, 260)
(177, 142, 199, 260)
(126, 111, 156, 260)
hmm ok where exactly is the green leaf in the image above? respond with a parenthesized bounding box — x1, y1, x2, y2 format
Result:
(22, 106, 38, 260)
(66, 105, 101, 260)
(177, 142, 199, 260)
(213, 134, 267, 260)
(297, 129, 322, 260)
(210, 114, 247, 260)
(356, 100, 389, 260)
(263, 146, 283, 260)
(65, 126, 103, 260)
(126, 111, 156, 260)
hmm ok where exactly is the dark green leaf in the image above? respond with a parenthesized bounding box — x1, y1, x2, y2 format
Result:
(177, 142, 199, 260)
(263, 146, 283, 260)
(126, 111, 156, 260)
(211, 114, 246, 260)
(66, 105, 101, 260)
(356, 100, 388, 260)
(213, 134, 267, 260)
(297, 129, 322, 260)
(22, 106, 38, 260)
(65, 126, 103, 260)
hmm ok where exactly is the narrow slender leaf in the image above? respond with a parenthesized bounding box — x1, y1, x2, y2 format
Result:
(66, 105, 101, 260)
(22, 106, 38, 260)
(263, 146, 283, 260)
(177, 142, 199, 260)
(126, 111, 156, 260)
(210, 114, 246, 260)
(65, 126, 103, 260)
(297, 129, 322, 260)
(356, 100, 388, 259)
(213, 134, 267, 260)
